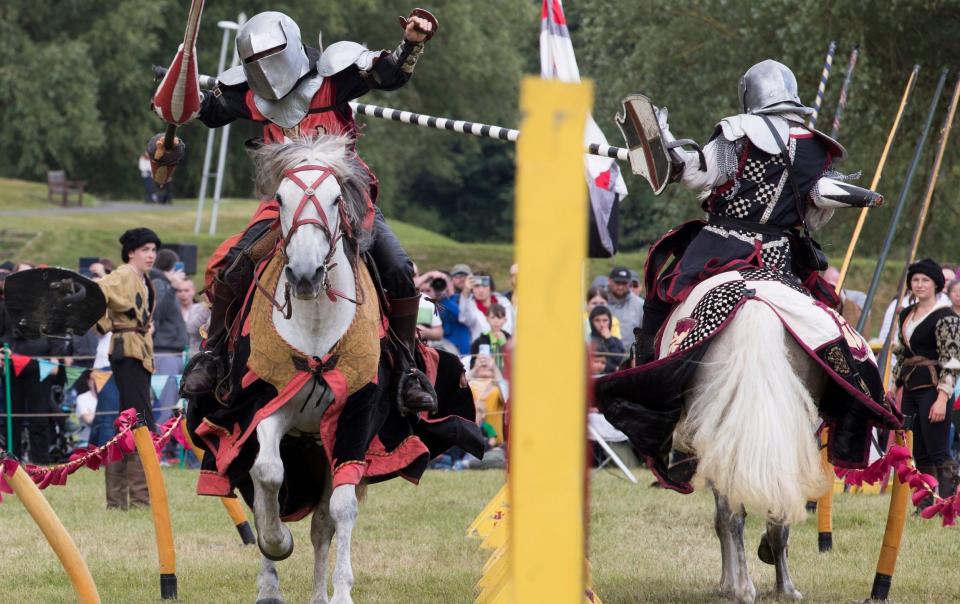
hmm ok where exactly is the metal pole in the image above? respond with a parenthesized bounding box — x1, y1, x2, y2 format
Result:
(808, 41, 836, 129)
(830, 47, 860, 139)
(194, 23, 233, 234)
(876, 72, 960, 369)
(208, 14, 245, 237)
(835, 66, 919, 293)
(856, 68, 949, 334)
(3, 344, 12, 452)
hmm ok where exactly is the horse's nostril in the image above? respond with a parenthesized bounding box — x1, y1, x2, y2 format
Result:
(284, 266, 297, 283)
(314, 266, 326, 281)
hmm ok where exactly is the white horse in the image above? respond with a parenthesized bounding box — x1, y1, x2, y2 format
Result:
(246, 136, 376, 604)
(669, 275, 832, 603)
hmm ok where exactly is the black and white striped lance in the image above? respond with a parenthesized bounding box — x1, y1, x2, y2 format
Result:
(348, 102, 629, 162)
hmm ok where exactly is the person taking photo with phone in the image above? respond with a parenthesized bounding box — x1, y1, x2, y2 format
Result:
(458, 272, 514, 343)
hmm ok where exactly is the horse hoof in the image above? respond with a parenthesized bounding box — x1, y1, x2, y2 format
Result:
(258, 527, 294, 562)
(778, 587, 803, 601)
(757, 533, 774, 565)
(256, 598, 284, 604)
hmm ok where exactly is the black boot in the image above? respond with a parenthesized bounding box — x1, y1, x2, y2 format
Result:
(389, 296, 438, 415)
(180, 350, 225, 399)
(667, 449, 699, 484)
(937, 461, 959, 500)
(633, 329, 657, 366)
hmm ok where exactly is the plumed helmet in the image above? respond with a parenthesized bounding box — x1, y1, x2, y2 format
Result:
(237, 11, 311, 101)
(738, 59, 813, 115)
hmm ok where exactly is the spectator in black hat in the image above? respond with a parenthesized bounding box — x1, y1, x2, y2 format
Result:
(606, 266, 644, 350)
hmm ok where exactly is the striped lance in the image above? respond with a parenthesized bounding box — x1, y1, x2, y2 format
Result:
(808, 41, 836, 129)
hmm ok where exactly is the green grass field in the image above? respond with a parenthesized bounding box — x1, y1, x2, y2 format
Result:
(0, 468, 957, 603)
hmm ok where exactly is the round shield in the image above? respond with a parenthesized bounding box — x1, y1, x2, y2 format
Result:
(4, 267, 106, 339)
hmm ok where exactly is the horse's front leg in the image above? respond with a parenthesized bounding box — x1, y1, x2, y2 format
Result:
(329, 483, 358, 604)
(252, 412, 294, 561)
(256, 557, 283, 604)
(309, 473, 336, 604)
(765, 520, 802, 600)
(713, 489, 756, 604)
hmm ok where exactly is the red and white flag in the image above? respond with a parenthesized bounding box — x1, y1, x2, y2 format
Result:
(540, 0, 627, 257)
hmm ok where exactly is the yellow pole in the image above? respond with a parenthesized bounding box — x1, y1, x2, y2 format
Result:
(870, 431, 913, 601)
(180, 422, 256, 545)
(508, 76, 591, 603)
(4, 464, 101, 604)
(815, 429, 833, 552)
(835, 66, 919, 292)
(133, 425, 178, 599)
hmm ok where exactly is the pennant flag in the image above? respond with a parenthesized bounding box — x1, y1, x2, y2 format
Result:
(64, 366, 86, 390)
(540, 0, 627, 258)
(37, 359, 57, 382)
(10, 353, 31, 377)
(91, 370, 113, 393)
(151, 375, 170, 400)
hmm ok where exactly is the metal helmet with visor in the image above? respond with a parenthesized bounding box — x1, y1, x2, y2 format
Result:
(237, 11, 311, 101)
(738, 59, 813, 115)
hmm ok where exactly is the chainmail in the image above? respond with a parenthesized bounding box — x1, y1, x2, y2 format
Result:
(714, 136, 744, 182)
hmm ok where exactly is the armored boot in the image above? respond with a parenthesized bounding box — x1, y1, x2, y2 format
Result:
(937, 460, 959, 500)
(389, 296, 438, 415)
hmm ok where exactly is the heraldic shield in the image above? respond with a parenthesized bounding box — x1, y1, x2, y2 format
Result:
(616, 93, 674, 196)
(4, 268, 106, 339)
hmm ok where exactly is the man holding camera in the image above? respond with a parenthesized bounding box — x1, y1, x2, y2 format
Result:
(458, 272, 514, 344)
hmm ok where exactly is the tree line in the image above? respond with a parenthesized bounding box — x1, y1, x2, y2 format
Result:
(2, 0, 960, 255)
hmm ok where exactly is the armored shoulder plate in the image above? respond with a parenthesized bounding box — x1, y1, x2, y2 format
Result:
(317, 41, 381, 76)
(714, 114, 847, 160)
(217, 65, 247, 87)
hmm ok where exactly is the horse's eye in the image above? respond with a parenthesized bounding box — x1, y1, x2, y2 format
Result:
(334, 195, 342, 205)
(275, 194, 283, 206)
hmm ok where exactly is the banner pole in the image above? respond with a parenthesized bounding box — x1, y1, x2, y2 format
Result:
(4, 345, 12, 451)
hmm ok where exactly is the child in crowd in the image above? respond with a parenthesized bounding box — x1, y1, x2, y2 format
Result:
(467, 354, 507, 440)
(476, 403, 498, 450)
(469, 303, 511, 371)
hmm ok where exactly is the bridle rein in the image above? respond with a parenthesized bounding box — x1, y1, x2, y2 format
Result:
(255, 163, 362, 318)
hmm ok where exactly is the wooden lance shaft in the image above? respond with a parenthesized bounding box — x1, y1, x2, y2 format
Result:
(4, 463, 101, 604)
(132, 425, 177, 599)
(835, 66, 919, 293)
(871, 430, 912, 602)
(829, 47, 860, 140)
(877, 71, 960, 372)
(180, 422, 256, 545)
(856, 68, 949, 335)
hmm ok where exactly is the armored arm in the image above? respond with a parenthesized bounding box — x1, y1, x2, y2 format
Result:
(198, 84, 251, 128)
(809, 176, 883, 209)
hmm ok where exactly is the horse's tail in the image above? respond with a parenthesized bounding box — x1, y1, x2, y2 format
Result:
(681, 300, 828, 524)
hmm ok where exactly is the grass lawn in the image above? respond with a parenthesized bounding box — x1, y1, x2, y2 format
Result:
(0, 467, 957, 602)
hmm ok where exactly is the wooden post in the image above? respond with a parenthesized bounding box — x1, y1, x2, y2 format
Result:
(4, 463, 101, 603)
(133, 425, 177, 599)
(508, 76, 591, 603)
(871, 431, 913, 601)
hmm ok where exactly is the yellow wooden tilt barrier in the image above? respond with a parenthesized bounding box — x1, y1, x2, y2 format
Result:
(132, 424, 178, 599)
(470, 76, 598, 603)
(4, 462, 101, 604)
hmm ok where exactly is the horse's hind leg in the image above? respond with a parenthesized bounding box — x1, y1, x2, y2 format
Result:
(713, 490, 756, 604)
(765, 520, 802, 600)
(329, 483, 358, 604)
(252, 411, 295, 561)
(256, 557, 283, 604)
(309, 473, 335, 604)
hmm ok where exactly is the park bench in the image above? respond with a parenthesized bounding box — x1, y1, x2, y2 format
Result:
(47, 170, 86, 207)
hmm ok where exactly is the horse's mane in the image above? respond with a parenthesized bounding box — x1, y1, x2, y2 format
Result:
(248, 135, 373, 250)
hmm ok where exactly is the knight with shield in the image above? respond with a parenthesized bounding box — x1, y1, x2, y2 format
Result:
(619, 60, 883, 365)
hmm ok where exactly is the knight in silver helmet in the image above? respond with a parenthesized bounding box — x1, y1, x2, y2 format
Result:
(188, 9, 444, 415)
(236, 11, 311, 102)
(621, 58, 884, 366)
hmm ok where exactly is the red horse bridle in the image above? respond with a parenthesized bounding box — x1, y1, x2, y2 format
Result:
(255, 164, 361, 318)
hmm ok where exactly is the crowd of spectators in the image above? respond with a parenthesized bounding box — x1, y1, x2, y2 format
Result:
(0, 249, 204, 478)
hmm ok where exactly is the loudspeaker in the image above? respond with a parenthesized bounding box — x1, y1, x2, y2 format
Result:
(159, 243, 199, 275)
